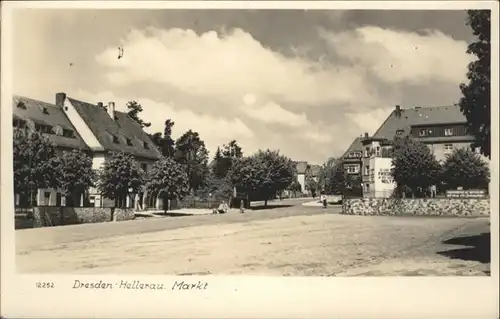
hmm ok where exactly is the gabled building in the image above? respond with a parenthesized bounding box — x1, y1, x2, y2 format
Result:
(56, 93, 162, 209)
(360, 104, 487, 197)
(12, 95, 90, 207)
(341, 137, 364, 177)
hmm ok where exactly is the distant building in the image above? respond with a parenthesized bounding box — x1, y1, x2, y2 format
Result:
(360, 104, 488, 197)
(294, 161, 310, 193)
(56, 93, 162, 209)
(12, 95, 90, 207)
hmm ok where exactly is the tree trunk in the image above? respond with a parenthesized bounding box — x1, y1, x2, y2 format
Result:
(264, 199, 268, 207)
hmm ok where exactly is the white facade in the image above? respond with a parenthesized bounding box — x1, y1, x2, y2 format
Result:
(363, 157, 396, 198)
(297, 173, 306, 193)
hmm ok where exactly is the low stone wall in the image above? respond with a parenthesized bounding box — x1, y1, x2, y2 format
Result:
(31, 206, 135, 228)
(342, 197, 490, 217)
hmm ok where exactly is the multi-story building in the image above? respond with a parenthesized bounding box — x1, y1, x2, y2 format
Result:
(12, 95, 91, 207)
(55, 93, 163, 209)
(359, 104, 488, 197)
(341, 137, 363, 178)
(13, 93, 162, 209)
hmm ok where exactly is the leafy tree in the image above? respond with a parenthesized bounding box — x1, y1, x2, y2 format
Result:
(318, 157, 345, 195)
(58, 149, 96, 206)
(287, 180, 302, 197)
(126, 101, 151, 128)
(391, 136, 441, 198)
(198, 172, 234, 201)
(305, 176, 319, 197)
(222, 140, 243, 158)
(459, 10, 491, 158)
(162, 119, 176, 158)
(441, 147, 490, 190)
(230, 149, 294, 206)
(174, 130, 209, 192)
(13, 130, 60, 205)
(145, 157, 189, 210)
(97, 152, 144, 207)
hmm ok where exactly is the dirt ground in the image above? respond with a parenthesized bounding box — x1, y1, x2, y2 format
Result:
(16, 204, 490, 276)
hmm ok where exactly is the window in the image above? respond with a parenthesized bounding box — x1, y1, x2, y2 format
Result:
(42, 107, 49, 114)
(112, 135, 120, 144)
(143, 141, 150, 149)
(53, 126, 63, 136)
(364, 165, 370, 175)
(427, 129, 433, 135)
(364, 183, 370, 192)
(396, 130, 404, 136)
(16, 101, 27, 109)
(375, 146, 381, 157)
(354, 152, 362, 158)
(63, 129, 75, 138)
(444, 128, 453, 136)
(126, 138, 133, 146)
(444, 144, 453, 153)
(346, 165, 359, 174)
(419, 129, 427, 137)
(141, 163, 148, 172)
(364, 147, 370, 157)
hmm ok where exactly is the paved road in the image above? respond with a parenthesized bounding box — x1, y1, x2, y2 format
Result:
(17, 198, 334, 250)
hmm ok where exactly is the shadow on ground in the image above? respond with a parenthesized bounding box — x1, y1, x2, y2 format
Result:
(437, 232, 490, 264)
(250, 204, 294, 211)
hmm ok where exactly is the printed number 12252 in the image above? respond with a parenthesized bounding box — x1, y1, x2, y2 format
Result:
(36, 282, 55, 288)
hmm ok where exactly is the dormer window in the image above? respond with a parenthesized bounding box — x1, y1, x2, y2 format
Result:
(16, 101, 26, 109)
(143, 141, 150, 149)
(63, 129, 75, 138)
(419, 129, 427, 137)
(126, 138, 133, 146)
(42, 107, 49, 114)
(396, 130, 404, 136)
(444, 128, 453, 136)
(53, 125, 63, 136)
(112, 135, 120, 144)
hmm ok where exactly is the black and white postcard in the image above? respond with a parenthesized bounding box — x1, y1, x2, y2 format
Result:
(1, 1, 498, 318)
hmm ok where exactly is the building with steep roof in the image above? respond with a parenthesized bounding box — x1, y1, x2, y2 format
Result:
(293, 161, 310, 193)
(341, 136, 364, 177)
(56, 93, 162, 209)
(360, 104, 485, 198)
(12, 95, 90, 207)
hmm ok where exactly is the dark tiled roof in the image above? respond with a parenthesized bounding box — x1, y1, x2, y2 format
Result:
(12, 95, 89, 150)
(373, 105, 467, 140)
(295, 161, 309, 174)
(67, 97, 162, 160)
(341, 137, 364, 158)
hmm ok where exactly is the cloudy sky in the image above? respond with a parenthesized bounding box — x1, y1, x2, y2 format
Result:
(11, 9, 476, 164)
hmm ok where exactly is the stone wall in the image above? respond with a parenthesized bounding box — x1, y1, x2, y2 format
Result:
(342, 197, 490, 217)
(30, 206, 135, 228)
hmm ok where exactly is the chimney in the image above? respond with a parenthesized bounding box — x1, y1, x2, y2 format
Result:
(395, 105, 402, 117)
(56, 92, 66, 109)
(97, 102, 103, 108)
(107, 102, 115, 120)
(364, 132, 369, 139)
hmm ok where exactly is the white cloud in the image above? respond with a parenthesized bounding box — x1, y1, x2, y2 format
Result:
(86, 25, 472, 164)
(74, 90, 254, 156)
(346, 107, 394, 135)
(320, 26, 472, 85)
(241, 101, 309, 128)
(96, 27, 380, 107)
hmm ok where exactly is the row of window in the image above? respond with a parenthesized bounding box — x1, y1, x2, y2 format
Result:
(418, 128, 455, 137)
(111, 134, 150, 149)
(13, 119, 76, 138)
